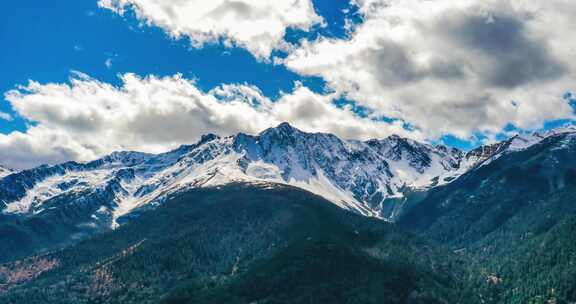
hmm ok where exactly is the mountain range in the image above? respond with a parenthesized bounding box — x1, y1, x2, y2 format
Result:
(1, 123, 576, 303)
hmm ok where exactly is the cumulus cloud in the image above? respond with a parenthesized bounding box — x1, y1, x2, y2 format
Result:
(284, 0, 576, 138)
(2, 73, 415, 169)
(5, 0, 576, 169)
(97, 0, 323, 59)
(0, 112, 13, 122)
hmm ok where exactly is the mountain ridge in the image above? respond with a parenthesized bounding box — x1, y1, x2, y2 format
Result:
(2, 123, 575, 222)
(0, 123, 575, 263)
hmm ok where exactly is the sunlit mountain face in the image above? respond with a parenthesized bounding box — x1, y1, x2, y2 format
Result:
(2, 1, 576, 303)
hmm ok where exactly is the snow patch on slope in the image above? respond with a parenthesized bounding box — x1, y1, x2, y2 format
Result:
(4, 176, 65, 214)
(3, 170, 111, 214)
(0, 166, 12, 178)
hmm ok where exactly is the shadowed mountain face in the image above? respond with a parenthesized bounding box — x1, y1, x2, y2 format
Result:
(399, 132, 576, 303)
(0, 184, 476, 304)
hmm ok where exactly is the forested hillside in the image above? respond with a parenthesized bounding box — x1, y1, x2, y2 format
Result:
(0, 184, 477, 304)
(399, 133, 576, 303)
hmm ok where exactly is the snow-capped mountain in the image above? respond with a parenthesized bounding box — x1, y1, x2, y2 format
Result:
(0, 165, 12, 178)
(459, 125, 576, 169)
(1, 123, 574, 232)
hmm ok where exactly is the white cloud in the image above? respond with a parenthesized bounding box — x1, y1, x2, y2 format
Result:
(0, 112, 13, 122)
(284, 0, 576, 139)
(97, 0, 323, 59)
(2, 73, 415, 169)
(105, 58, 113, 69)
(5, 0, 575, 169)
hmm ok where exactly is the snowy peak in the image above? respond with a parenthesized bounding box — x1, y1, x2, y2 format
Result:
(266, 121, 299, 134)
(443, 125, 576, 183)
(366, 135, 461, 174)
(2, 123, 576, 230)
(534, 125, 576, 138)
(465, 140, 509, 163)
(464, 125, 576, 165)
(0, 165, 12, 178)
(0, 123, 454, 224)
(92, 151, 153, 168)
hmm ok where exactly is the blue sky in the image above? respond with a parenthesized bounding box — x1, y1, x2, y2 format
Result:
(0, 0, 328, 132)
(0, 0, 365, 134)
(1, 0, 575, 168)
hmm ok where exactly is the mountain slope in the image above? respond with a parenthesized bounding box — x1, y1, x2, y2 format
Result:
(398, 132, 576, 303)
(1, 123, 574, 263)
(0, 123, 465, 222)
(0, 183, 478, 304)
(0, 123, 464, 262)
(2, 125, 576, 302)
(0, 166, 11, 179)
